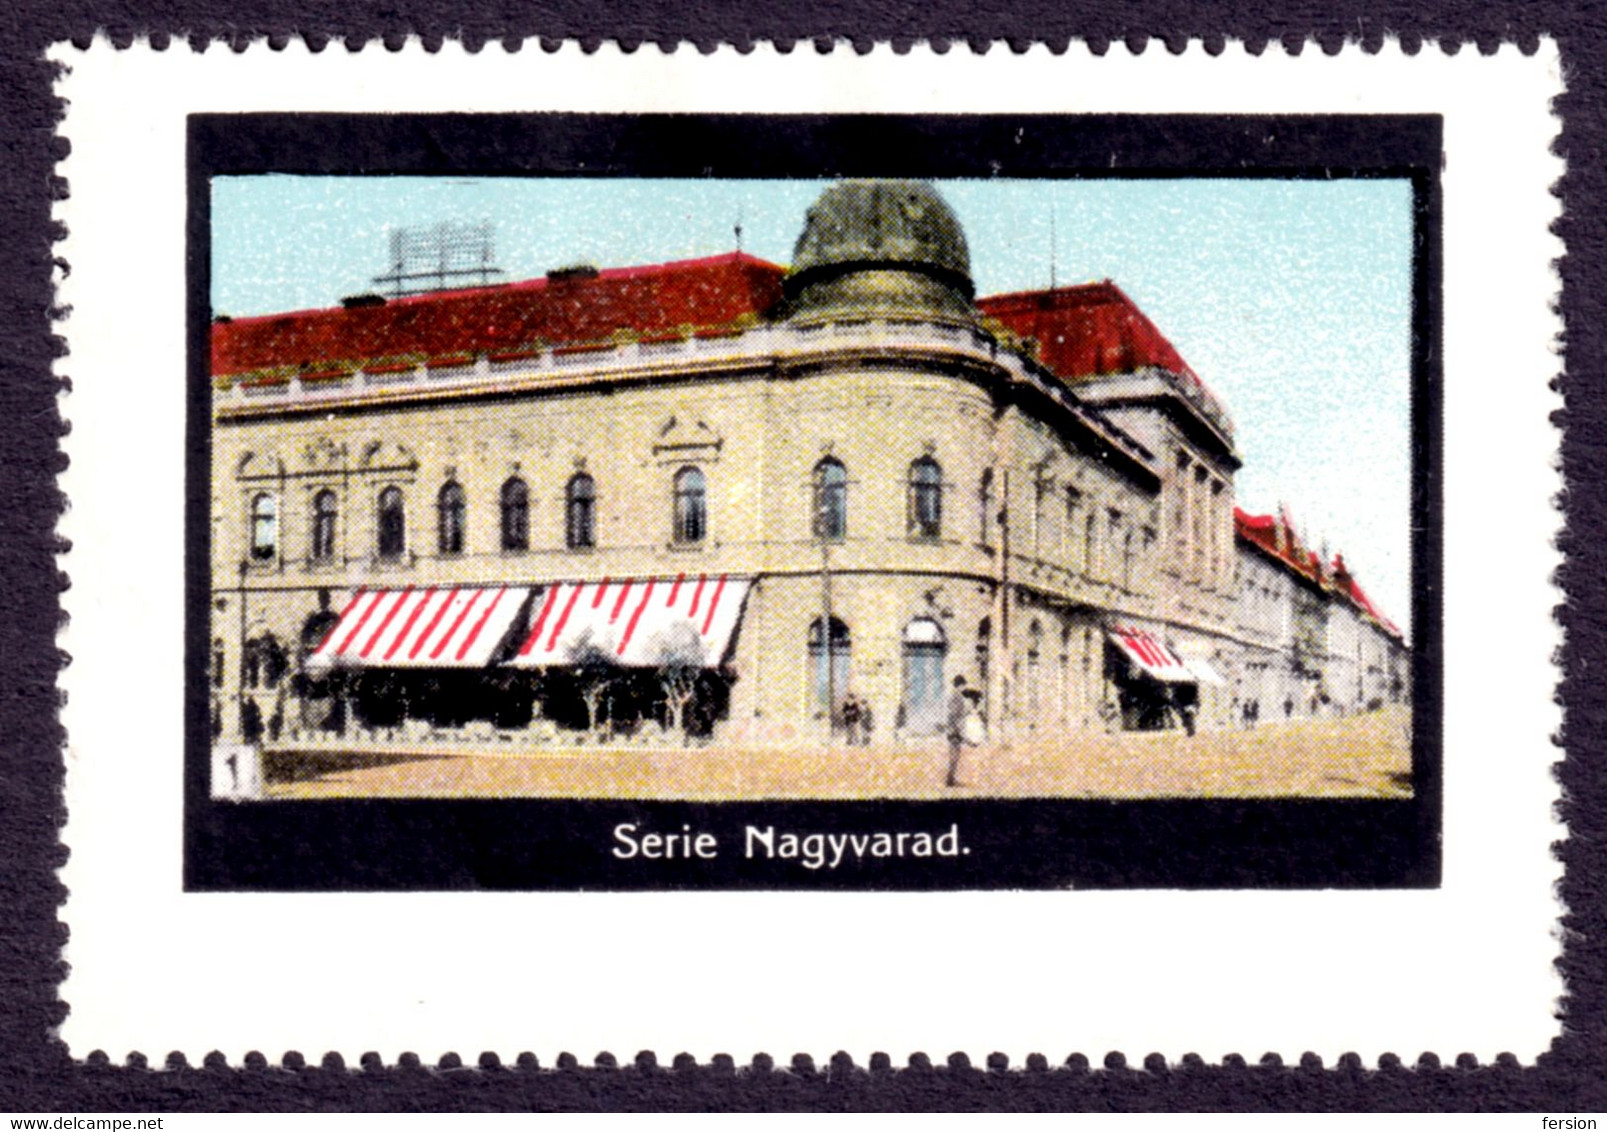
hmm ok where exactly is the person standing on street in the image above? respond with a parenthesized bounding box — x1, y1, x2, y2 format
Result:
(945, 675, 971, 787)
(840, 692, 862, 747)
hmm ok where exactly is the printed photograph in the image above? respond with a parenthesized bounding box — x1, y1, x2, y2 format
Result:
(206, 173, 1413, 804)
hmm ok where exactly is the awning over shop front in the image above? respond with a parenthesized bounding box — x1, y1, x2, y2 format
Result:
(1107, 627, 1196, 683)
(1183, 657, 1228, 687)
(308, 586, 532, 670)
(508, 574, 751, 669)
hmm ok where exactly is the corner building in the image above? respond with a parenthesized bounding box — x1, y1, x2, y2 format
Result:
(210, 180, 1405, 752)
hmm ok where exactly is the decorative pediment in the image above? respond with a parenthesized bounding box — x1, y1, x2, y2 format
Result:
(652, 412, 723, 458)
(357, 440, 419, 473)
(300, 437, 346, 471)
(235, 450, 285, 481)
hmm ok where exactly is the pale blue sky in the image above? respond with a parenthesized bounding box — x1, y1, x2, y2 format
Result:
(212, 175, 1415, 631)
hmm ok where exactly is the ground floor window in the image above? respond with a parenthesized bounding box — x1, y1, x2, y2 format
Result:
(808, 616, 851, 715)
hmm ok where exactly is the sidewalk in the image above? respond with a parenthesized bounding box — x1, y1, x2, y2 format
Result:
(262, 706, 1414, 801)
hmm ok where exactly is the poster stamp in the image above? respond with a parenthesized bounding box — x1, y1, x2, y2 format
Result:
(54, 40, 1563, 1064)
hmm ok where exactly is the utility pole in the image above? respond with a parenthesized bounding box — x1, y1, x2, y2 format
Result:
(819, 491, 836, 745)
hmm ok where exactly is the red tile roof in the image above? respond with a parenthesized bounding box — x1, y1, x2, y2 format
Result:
(976, 280, 1201, 384)
(210, 252, 788, 378)
(1330, 554, 1403, 639)
(1235, 506, 1320, 583)
(1235, 507, 1402, 639)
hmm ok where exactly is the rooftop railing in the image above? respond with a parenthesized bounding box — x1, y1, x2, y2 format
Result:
(1074, 368, 1236, 444)
(214, 316, 1152, 464)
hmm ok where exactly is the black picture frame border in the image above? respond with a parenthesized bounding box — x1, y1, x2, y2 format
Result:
(185, 111, 1442, 894)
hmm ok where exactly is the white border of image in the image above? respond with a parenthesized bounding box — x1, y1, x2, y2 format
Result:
(53, 40, 1564, 1063)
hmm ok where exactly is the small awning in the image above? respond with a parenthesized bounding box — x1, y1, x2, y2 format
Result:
(507, 574, 751, 669)
(1108, 627, 1196, 683)
(308, 586, 532, 670)
(1184, 657, 1228, 687)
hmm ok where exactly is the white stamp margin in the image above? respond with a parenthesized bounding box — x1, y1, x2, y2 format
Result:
(52, 40, 1564, 1064)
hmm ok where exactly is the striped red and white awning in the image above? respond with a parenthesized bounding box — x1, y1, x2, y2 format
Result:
(307, 586, 532, 670)
(508, 575, 750, 669)
(1107, 626, 1196, 683)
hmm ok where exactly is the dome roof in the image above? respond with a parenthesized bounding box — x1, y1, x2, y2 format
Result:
(784, 180, 975, 323)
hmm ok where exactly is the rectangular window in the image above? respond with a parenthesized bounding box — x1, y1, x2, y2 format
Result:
(1032, 477, 1050, 556)
(1063, 486, 1080, 561)
(908, 459, 942, 540)
(311, 490, 338, 561)
(250, 493, 278, 561)
(566, 475, 596, 549)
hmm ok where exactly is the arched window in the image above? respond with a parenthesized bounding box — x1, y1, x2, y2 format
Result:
(250, 493, 278, 561)
(807, 616, 851, 712)
(673, 466, 707, 544)
(500, 477, 529, 551)
(813, 458, 847, 540)
(437, 481, 466, 555)
(565, 473, 595, 549)
(311, 489, 338, 562)
(901, 617, 949, 733)
(377, 486, 405, 560)
(978, 468, 995, 546)
(908, 457, 942, 539)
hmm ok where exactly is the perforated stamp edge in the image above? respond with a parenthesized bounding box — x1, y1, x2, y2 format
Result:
(51, 37, 1564, 1067)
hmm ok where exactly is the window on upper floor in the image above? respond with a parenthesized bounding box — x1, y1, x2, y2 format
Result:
(1063, 485, 1081, 558)
(565, 472, 596, 549)
(377, 486, 406, 560)
(437, 481, 467, 556)
(673, 466, 707, 545)
(501, 477, 530, 552)
(813, 458, 848, 541)
(311, 489, 338, 562)
(1030, 474, 1052, 554)
(908, 457, 942, 540)
(250, 492, 278, 561)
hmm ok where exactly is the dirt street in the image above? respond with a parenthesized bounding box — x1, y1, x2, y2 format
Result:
(262, 705, 1413, 801)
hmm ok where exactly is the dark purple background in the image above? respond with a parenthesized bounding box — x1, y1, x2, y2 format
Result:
(4, 2, 1596, 1112)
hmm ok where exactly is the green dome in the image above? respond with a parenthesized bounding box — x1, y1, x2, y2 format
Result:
(784, 180, 975, 323)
